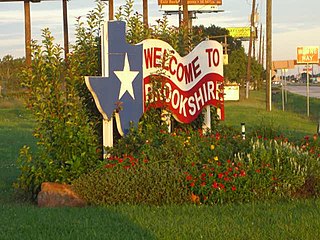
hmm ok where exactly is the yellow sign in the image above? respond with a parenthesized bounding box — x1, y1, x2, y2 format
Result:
(223, 54, 228, 65)
(296, 46, 319, 64)
(227, 27, 257, 39)
(158, 0, 222, 5)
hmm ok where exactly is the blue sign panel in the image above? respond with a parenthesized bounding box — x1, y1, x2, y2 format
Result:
(86, 21, 143, 134)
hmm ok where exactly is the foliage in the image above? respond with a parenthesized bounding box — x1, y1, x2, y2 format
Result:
(75, 113, 320, 205)
(14, 28, 100, 199)
(224, 47, 247, 84)
(73, 155, 189, 206)
(194, 24, 242, 52)
(70, 1, 106, 141)
(0, 55, 25, 96)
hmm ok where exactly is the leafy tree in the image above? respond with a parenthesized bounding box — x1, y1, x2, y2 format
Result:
(0, 55, 25, 96)
(224, 47, 247, 85)
(193, 25, 242, 53)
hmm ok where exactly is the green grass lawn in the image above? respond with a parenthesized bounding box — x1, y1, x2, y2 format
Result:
(223, 89, 318, 140)
(1, 96, 320, 239)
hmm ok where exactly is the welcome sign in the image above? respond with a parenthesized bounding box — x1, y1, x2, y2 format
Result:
(86, 21, 224, 135)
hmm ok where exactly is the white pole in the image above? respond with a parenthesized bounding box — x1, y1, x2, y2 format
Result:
(203, 106, 211, 133)
(284, 69, 288, 103)
(281, 69, 284, 111)
(269, 69, 272, 111)
(307, 63, 310, 117)
(102, 22, 113, 150)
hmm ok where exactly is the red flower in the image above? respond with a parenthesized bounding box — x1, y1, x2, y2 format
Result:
(255, 169, 261, 173)
(219, 183, 225, 189)
(240, 170, 246, 177)
(104, 163, 116, 169)
(190, 182, 195, 187)
(186, 175, 193, 181)
(215, 133, 221, 140)
(118, 158, 124, 163)
(231, 186, 236, 191)
(218, 173, 224, 179)
(212, 182, 218, 189)
(201, 173, 206, 179)
(201, 182, 206, 187)
(224, 177, 230, 182)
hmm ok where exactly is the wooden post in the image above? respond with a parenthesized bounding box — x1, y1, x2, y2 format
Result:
(143, 0, 148, 27)
(266, 0, 272, 111)
(24, 0, 31, 66)
(109, 0, 114, 20)
(182, 0, 189, 30)
(62, 0, 69, 60)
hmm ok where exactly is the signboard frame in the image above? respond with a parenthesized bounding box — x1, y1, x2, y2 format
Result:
(296, 46, 319, 64)
(158, 0, 222, 12)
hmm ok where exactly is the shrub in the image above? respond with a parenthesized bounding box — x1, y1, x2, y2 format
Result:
(14, 26, 101, 199)
(72, 155, 190, 206)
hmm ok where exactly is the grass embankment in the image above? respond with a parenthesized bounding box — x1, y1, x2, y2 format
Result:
(1, 95, 320, 239)
(223, 90, 318, 140)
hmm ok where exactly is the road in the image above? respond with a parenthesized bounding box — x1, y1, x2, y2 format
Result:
(285, 85, 320, 99)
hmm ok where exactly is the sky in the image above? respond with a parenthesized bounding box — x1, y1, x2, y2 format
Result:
(0, 0, 319, 74)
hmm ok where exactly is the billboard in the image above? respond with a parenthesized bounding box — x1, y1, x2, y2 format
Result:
(272, 60, 295, 70)
(226, 27, 257, 39)
(296, 46, 319, 64)
(158, 0, 222, 5)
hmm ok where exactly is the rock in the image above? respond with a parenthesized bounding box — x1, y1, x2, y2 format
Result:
(38, 182, 86, 207)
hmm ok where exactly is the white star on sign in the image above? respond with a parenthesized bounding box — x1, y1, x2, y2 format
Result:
(114, 53, 139, 100)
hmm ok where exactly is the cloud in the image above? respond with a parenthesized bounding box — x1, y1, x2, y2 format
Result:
(273, 27, 320, 60)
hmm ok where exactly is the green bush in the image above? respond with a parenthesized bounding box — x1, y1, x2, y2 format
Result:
(14, 24, 102, 199)
(72, 155, 190, 206)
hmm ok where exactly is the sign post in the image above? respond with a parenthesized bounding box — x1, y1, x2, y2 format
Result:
(296, 46, 319, 117)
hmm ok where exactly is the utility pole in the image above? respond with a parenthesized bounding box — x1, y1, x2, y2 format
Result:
(182, 0, 189, 55)
(246, 0, 256, 99)
(266, 0, 272, 111)
(62, 0, 69, 61)
(24, 0, 31, 66)
(178, 0, 182, 28)
(182, 0, 189, 30)
(143, 0, 148, 27)
(109, 0, 114, 20)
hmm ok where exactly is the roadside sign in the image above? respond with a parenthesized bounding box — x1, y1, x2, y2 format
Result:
(296, 46, 319, 64)
(158, 0, 222, 5)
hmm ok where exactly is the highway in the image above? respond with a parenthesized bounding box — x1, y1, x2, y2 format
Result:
(285, 85, 320, 99)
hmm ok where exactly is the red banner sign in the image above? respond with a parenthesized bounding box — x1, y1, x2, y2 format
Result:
(142, 39, 224, 122)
